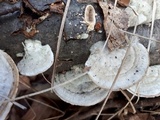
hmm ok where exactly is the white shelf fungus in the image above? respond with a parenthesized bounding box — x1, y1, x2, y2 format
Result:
(53, 65, 108, 106)
(126, 0, 160, 27)
(85, 39, 149, 91)
(0, 50, 19, 120)
(127, 65, 160, 98)
(17, 39, 54, 76)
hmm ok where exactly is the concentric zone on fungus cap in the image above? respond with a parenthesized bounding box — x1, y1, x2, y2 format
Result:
(0, 50, 19, 119)
(85, 40, 149, 91)
(53, 65, 108, 106)
(128, 65, 160, 98)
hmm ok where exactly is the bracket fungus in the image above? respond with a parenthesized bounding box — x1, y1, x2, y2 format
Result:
(82, 4, 96, 32)
(17, 39, 54, 76)
(125, 0, 160, 27)
(85, 38, 149, 91)
(0, 50, 19, 120)
(53, 65, 108, 106)
(127, 65, 160, 98)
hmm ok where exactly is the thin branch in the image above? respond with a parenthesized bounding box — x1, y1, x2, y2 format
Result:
(6, 72, 88, 102)
(120, 29, 160, 43)
(95, 44, 130, 120)
(51, 0, 71, 89)
(147, 0, 156, 51)
(120, 89, 136, 114)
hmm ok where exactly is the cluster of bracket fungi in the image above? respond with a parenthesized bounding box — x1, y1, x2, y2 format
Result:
(1, 0, 160, 119)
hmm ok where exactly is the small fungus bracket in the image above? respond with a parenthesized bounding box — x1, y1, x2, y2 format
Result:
(81, 4, 96, 32)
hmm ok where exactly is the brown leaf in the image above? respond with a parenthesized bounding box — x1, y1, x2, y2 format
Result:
(128, 113, 154, 120)
(98, 0, 128, 51)
(22, 97, 63, 120)
(118, 0, 130, 7)
(9, 107, 21, 120)
(19, 75, 31, 91)
(108, 3, 129, 30)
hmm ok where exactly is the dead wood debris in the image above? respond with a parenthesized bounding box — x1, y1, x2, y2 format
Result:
(8, 74, 160, 120)
(12, 0, 65, 38)
(98, 0, 129, 51)
(117, 0, 130, 7)
(2, 0, 160, 120)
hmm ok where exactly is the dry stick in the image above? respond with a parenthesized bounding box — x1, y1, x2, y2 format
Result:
(120, 90, 136, 113)
(51, 0, 71, 89)
(6, 72, 88, 102)
(108, 15, 139, 120)
(108, 95, 135, 120)
(95, 45, 130, 120)
(27, 98, 64, 116)
(147, 0, 156, 51)
(42, 73, 51, 84)
(24, 99, 36, 120)
(77, 0, 97, 3)
(102, 0, 118, 71)
(96, 0, 120, 119)
(119, 30, 160, 43)
(134, 0, 156, 105)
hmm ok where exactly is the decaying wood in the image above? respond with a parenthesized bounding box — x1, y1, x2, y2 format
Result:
(98, 0, 128, 51)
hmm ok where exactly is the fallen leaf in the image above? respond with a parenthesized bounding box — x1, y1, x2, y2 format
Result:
(22, 96, 64, 120)
(128, 113, 154, 120)
(9, 107, 21, 120)
(118, 0, 130, 7)
(98, 0, 128, 51)
(108, 3, 129, 30)
(19, 75, 31, 91)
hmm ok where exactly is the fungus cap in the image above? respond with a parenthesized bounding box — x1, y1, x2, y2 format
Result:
(85, 38, 149, 91)
(53, 65, 108, 106)
(17, 39, 54, 76)
(125, 0, 160, 27)
(0, 50, 19, 120)
(127, 65, 160, 98)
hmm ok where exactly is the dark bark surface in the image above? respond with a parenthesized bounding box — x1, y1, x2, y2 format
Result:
(0, 0, 160, 73)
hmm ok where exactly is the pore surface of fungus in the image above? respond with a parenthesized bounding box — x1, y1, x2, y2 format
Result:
(127, 65, 160, 98)
(0, 50, 19, 120)
(85, 39, 149, 91)
(17, 39, 54, 76)
(53, 65, 108, 106)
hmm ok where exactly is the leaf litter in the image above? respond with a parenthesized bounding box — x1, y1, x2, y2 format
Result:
(1, 0, 160, 120)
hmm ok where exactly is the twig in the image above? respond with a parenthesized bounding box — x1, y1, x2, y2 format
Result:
(42, 73, 51, 84)
(120, 89, 136, 114)
(27, 97, 64, 115)
(6, 72, 88, 102)
(77, 0, 97, 3)
(119, 30, 160, 43)
(24, 99, 36, 120)
(95, 44, 130, 120)
(147, 0, 156, 51)
(51, 0, 71, 89)
(96, 0, 121, 119)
